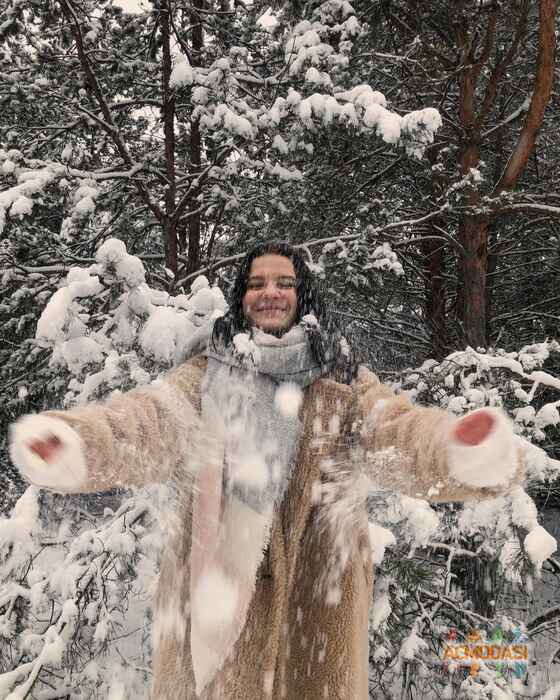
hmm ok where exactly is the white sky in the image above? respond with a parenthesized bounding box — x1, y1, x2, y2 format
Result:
(113, 0, 152, 15)
(113, 0, 278, 28)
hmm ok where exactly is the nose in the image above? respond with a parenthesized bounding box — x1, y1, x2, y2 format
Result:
(262, 280, 282, 296)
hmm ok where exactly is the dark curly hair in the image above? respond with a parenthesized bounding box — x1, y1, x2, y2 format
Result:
(212, 241, 357, 382)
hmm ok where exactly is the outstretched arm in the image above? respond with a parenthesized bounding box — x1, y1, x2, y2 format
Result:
(9, 357, 206, 493)
(355, 367, 522, 502)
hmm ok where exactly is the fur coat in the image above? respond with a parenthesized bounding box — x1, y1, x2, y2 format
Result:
(13, 356, 521, 699)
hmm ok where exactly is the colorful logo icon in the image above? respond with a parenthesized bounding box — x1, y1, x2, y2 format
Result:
(441, 626, 529, 679)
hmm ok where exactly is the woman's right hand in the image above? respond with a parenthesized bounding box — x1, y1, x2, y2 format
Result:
(28, 434, 63, 464)
(9, 415, 87, 491)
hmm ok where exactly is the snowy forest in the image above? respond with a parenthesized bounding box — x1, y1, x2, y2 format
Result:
(0, 0, 559, 697)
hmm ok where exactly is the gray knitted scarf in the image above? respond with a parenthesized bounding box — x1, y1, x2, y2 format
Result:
(190, 326, 325, 695)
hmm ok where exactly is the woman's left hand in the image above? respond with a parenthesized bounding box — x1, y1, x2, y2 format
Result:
(448, 408, 520, 489)
(452, 410, 496, 446)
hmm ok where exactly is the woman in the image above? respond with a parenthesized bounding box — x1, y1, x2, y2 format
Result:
(10, 241, 521, 699)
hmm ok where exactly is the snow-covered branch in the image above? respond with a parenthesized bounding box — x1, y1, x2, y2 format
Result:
(0, 492, 160, 698)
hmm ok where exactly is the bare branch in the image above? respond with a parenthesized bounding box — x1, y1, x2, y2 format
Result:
(495, 0, 557, 192)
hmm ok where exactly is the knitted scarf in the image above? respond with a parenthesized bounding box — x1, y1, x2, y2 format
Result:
(189, 326, 325, 695)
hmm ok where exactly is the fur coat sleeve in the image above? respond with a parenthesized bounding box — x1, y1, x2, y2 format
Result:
(354, 366, 523, 502)
(10, 356, 207, 493)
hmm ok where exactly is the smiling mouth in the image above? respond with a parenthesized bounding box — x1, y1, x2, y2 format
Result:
(256, 306, 287, 312)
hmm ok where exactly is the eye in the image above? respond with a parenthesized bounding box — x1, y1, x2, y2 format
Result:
(246, 280, 264, 290)
(278, 279, 296, 289)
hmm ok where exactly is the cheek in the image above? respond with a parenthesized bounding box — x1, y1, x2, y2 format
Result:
(287, 291, 298, 315)
(242, 292, 256, 313)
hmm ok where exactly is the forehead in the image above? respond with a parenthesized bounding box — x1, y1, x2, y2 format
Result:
(248, 254, 296, 278)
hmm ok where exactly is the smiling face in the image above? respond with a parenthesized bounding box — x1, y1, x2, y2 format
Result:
(242, 254, 298, 333)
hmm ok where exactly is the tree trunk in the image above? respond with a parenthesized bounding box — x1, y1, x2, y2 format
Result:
(494, 0, 556, 194)
(185, 0, 203, 278)
(457, 214, 488, 349)
(456, 57, 487, 347)
(454, 1, 555, 348)
(485, 108, 505, 344)
(187, 119, 202, 277)
(462, 555, 500, 619)
(160, 0, 177, 277)
(423, 236, 447, 360)
(485, 221, 498, 344)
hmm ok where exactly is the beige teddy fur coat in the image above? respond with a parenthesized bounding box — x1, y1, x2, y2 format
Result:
(26, 356, 519, 700)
